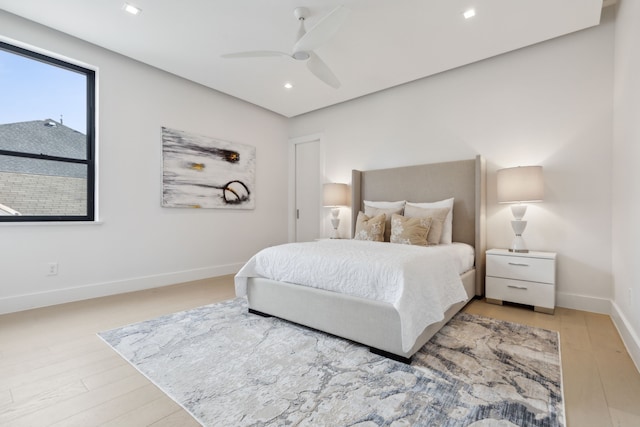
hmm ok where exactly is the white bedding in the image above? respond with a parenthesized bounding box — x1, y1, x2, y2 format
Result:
(235, 239, 471, 352)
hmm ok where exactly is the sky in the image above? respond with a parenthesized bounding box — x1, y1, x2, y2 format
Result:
(0, 47, 87, 134)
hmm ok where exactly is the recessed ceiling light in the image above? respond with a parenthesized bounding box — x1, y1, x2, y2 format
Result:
(123, 3, 142, 15)
(463, 9, 476, 19)
(284, 82, 294, 90)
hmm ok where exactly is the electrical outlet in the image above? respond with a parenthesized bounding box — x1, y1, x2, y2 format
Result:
(47, 262, 58, 276)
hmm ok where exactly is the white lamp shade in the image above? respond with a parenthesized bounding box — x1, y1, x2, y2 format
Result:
(323, 183, 348, 207)
(497, 166, 544, 203)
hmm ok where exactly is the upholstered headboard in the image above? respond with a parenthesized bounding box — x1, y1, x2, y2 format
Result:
(351, 155, 486, 295)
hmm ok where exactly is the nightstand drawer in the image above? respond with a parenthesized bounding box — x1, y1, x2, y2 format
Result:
(486, 277, 555, 309)
(486, 254, 555, 284)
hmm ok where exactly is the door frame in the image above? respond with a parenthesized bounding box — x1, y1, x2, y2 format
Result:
(288, 133, 325, 242)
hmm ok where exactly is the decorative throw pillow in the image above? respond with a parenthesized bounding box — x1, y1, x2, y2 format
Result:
(353, 211, 385, 242)
(390, 214, 432, 246)
(364, 206, 403, 242)
(403, 206, 450, 246)
(406, 198, 454, 244)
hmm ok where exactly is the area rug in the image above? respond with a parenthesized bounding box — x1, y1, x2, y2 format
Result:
(98, 298, 564, 427)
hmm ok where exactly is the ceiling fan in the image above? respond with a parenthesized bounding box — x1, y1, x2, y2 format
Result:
(221, 6, 349, 89)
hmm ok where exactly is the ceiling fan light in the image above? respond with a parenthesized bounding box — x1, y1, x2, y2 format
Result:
(292, 51, 310, 61)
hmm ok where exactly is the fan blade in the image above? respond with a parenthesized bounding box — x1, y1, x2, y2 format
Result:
(307, 52, 340, 89)
(221, 51, 290, 59)
(293, 5, 349, 53)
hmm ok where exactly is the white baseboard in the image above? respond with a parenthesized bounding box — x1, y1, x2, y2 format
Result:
(610, 301, 640, 373)
(0, 263, 244, 315)
(556, 291, 612, 314)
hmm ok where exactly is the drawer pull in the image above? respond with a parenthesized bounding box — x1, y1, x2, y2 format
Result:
(508, 262, 529, 267)
(507, 285, 528, 290)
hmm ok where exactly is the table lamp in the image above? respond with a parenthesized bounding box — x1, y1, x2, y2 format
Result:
(322, 183, 348, 239)
(497, 166, 544, 253)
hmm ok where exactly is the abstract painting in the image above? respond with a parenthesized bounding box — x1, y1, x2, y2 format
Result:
(161, 127, 255, 209)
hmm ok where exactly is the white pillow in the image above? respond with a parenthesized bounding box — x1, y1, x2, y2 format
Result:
(406, 198, 454, 244)
(364, 200, 406, 209)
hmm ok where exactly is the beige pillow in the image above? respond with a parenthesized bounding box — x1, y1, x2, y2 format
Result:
(390, 214, 432, 246)
(406, 198, 454, 244)
(353, 212, 386, 242)
(364, 205, 404, 242)
(403, 206, 450, 246)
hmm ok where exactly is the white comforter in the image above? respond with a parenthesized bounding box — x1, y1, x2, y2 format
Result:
(235, 239, 470, 352)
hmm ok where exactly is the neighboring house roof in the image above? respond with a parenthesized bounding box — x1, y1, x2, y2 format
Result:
(0, 171, 86, 216)
(0, 119, 87, 178)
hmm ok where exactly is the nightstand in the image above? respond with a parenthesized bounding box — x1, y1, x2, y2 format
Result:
(485, 248, 557, 314)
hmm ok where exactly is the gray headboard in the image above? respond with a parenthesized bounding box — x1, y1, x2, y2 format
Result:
(351, 155, 486, 295)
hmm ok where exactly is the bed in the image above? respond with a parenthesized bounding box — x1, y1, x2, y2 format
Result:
(235, 155, 486, 362)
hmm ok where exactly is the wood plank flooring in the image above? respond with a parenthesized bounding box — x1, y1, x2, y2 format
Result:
(1, 276, 639, 426)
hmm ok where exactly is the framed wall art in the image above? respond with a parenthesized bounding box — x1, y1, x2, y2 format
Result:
(161, 127, 256, 209)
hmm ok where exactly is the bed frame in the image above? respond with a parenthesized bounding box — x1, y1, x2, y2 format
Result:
(246, 155, 486, 362)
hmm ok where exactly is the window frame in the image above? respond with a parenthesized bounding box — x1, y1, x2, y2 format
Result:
(0, 40, 96, 223)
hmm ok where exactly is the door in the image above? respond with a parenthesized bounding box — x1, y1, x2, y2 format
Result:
(295, 140, 321, 242)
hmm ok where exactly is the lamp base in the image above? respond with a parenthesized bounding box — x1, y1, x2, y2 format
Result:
(509, 235, 529, 253)
(329, 208, 340, 239)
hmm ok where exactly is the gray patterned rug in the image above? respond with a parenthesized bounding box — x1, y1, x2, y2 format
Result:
(98, 298, 564, 427)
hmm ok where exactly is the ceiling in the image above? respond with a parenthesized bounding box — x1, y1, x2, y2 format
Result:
(0, 0, 607, 118)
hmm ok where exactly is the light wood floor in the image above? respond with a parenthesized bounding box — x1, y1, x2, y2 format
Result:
(1, 276, 639, 427)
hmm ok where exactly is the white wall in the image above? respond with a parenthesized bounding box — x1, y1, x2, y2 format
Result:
(612, 0, 640, 369)
(290, 10, 615, 313)
(0, 11, 290, 313)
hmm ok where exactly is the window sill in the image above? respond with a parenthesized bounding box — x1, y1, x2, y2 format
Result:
(0, 220, 104, 226)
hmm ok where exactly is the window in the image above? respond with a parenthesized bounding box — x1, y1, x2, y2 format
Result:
(0, 41, 96, 222)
